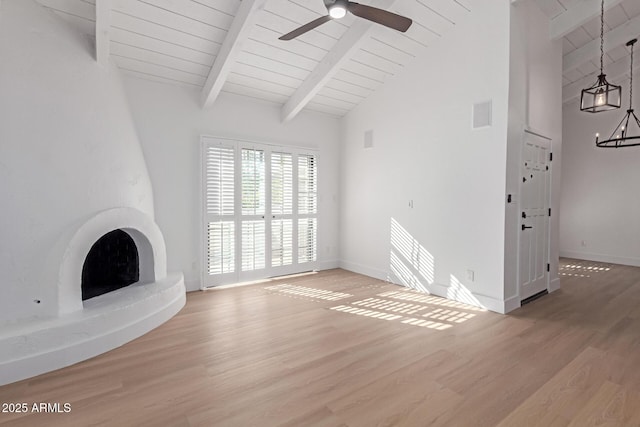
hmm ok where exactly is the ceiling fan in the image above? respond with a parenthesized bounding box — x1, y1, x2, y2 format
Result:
(278, 0, 412, 41)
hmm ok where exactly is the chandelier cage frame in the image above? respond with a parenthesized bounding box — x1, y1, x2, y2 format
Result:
(596, 38, 639, 148)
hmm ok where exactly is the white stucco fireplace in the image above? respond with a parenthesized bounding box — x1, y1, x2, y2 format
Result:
(0, 0, 186, 385)
(58, 208, 168, 314)
(0, 207, 185, 385)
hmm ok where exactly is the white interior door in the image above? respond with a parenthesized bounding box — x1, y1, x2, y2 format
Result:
(202, 137, 318, 288)
(518, 130, 551, 301)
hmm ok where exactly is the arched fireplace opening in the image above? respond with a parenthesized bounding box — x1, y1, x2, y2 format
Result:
(81, 229, 140, 301)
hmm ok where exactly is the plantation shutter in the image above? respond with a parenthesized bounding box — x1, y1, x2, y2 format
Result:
(298, 154, 317, 263)
(205, 145, 235, 276)
(271, 152, 294, 267)
(241, 148, 266, 272)
(241, 148, 265, 216)
(202, 137, 318, 287)
(271, 152, 293, 215)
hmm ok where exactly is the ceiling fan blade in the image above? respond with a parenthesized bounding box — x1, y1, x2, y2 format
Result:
(279, 15, 332, 40)
(347, 2, 412, 32)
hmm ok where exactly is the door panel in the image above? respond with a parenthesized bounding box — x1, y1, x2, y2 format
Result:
(519, 131, 551, 300)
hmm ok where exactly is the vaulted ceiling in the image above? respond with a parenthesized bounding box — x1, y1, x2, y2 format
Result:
(36, 0, 640, 119)
(536, 0, 640, 104)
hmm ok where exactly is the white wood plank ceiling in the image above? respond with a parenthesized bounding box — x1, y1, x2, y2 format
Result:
(34, 0, 470, 119)
(34, 0, 640, 117)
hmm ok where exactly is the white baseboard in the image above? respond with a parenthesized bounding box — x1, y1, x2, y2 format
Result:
(338, 260, 391, 283)
(418, 282, 512, 314)
(318, 260, 339, 271)
(560, 250, 640, 267)
(341, 261, 511, 314)
(185, 278, 201, 292)
(192, 260, 339, 293)
(502, 277, 561, 314)
(503, 295, 521, 313)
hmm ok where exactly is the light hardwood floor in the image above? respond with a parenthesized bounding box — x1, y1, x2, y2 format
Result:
(2, 259, 640, 426)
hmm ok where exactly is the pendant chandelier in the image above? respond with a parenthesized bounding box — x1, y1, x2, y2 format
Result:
(580, 0, 621, 113)
(596, 39, 640, 148)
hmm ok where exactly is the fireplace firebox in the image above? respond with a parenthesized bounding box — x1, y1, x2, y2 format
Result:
(81, 229, 140, 301)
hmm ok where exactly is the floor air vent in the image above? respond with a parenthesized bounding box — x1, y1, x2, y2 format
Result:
(521, 289, 548, 306)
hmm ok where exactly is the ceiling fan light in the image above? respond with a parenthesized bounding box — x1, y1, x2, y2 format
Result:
(329, 4, 347, 19)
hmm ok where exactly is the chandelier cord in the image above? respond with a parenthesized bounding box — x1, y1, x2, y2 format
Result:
(631, 41, 634, 110)
(600, 0, 605, 74)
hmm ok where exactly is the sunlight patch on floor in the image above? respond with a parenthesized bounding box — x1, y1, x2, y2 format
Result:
(329, 291, 480, 331)
(330, 305, 403, 320)
(401, 318, 452, 330)
(422, 308, 476, 323)
(264, 284, 352, 301)
(559, 260, 612, 278)
(351, 297, 430, 314)
(378, 290, 486, 312)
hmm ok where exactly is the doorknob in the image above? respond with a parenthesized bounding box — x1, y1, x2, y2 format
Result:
(521, 224, 532, 230)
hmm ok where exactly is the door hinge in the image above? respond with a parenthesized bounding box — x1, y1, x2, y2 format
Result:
(548, 208, 551, 217)
(549, 153, 553, 161)
(547, 263, 550, 272)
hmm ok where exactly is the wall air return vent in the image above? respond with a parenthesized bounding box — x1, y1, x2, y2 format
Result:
(364, 129, 374, 149)
(473, 101, 492, 129)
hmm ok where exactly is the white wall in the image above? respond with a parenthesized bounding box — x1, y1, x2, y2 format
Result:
(560, 77, 640, 265)
(0, 0, 156, 322)
(504, 0, 563, 303)
(1, 0, 566, 318)
(338, 1, 512, 312)
(121, 77, 342, 290)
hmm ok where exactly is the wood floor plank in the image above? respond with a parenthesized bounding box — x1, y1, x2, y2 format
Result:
(567, 381, 640, 427)
(495, 346, 619, 426)
(2, 260, 640, 426)
(326, 352, 464, 426)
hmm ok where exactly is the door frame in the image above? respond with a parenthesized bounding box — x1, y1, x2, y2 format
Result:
(517, 127, 552, 301)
